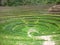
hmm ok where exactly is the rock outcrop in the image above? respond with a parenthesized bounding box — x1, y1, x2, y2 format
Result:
(48, 5, 60, 14)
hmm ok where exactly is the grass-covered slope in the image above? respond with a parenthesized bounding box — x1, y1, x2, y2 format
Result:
(0, 7, 60, 45)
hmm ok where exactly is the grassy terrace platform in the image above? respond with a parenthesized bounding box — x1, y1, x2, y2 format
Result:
(0, 6, 60, 45)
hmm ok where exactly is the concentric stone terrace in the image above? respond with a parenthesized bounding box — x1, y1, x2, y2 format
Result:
(0, 15, 60, 45)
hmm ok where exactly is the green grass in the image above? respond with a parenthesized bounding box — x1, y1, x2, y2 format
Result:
(0, 7, 60, 45)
